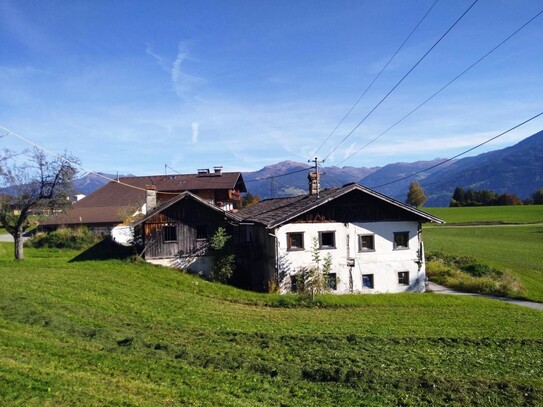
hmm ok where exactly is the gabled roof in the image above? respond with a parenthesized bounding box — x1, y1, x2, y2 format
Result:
(41, 172, 246, 226)
(132, 191, 238, 227)
(236, 183, 444, 228)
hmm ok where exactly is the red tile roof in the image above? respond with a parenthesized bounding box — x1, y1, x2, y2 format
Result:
(41, 172, 246, 226)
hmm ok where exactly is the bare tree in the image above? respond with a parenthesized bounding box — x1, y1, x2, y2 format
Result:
(0, 148, 79, 259)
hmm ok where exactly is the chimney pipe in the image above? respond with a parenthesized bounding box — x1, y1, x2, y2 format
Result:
(214, 166, 223, 175)
(308, 172, 320, 197)
(145, 185, 157, 212)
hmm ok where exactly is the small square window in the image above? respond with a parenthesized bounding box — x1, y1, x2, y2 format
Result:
(319, 231, 336, 249)
(362, 274, 374, 289)
(196, 225, 208, 240)
(163, 225, 177, 242)
(398, 271, 409, 285)
(358, 234, 375, 252)
(326, 273, 337, 290)
(287, 233, 304, 251)
(394, 232, 409, 250)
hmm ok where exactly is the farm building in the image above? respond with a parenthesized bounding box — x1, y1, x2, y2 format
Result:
(233, 177, 444, 293)
(41, 167, 246, 243)
(131, 190, 239, 275)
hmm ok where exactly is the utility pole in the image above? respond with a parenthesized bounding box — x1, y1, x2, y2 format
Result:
(165, 164, 167, 175)
(308, 157, 324, 198)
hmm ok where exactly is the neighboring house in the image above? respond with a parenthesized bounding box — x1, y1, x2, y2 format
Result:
(131, 190, 238, 275)
(41, 167, 246, 243)
(233, 178, 444, 294)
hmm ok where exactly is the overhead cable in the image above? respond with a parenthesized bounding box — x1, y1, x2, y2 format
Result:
(338, 6, 543, 166)
(369, 111, 543, 189)
(323, 0, 479, 162)
(311, 0, 440, 159)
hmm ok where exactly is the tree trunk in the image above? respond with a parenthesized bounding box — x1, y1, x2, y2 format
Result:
(14, 229, 24, 260)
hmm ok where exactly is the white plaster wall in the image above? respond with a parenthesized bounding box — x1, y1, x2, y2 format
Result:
(111, 225, 134, 246)
(276, 221, 425, 294)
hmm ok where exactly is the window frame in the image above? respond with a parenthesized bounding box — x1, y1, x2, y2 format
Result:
(398, 271, 410, 286)
(393, 231, 410, 250)
(358, 234, 375, 252)
(362, 274, 374, 289)
(318, 231, 336, 249)
(163, 225, 178, 242)
(287, 232, 304, 251)
(326, 273, 337, 290)
(196, 224, 208, 241)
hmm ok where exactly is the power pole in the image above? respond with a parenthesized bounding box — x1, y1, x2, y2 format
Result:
(270, 176, 276, 199)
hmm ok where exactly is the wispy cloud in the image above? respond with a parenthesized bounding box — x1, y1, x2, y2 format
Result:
(145, 43, 168, 72)
(170, 42, 205, 98)
(191, 122, 199, 144)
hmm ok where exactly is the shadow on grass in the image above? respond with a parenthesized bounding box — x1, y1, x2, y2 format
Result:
(69, 237, 138, 262)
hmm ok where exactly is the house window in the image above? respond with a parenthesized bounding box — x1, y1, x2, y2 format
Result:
(319, 231, 336, 249)
(287, 233, 304, 251)
(394, 232, 409, 250)
(196, 224, 208, 240)
(163, 225, 177, 242)
(326, 273, 337, 290)
(358, 234, 375, 252)
(362, 274, 374, 289)
(398, 271, 409, 285)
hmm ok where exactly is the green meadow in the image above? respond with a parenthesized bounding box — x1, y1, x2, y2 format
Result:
(1, 243, 543, 406)
(424, 205, 543, 225)
(424, 206, 543, 301)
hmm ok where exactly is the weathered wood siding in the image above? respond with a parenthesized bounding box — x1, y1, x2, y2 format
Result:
(142, 198, 229, 260)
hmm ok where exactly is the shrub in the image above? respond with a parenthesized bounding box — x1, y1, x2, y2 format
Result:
(27, 227, 99, 250)
(426, 253, 524, 298)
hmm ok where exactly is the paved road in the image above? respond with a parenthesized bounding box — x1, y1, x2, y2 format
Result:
(427, 281, 543, 311)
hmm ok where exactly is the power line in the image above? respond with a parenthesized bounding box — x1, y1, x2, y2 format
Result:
(311, 0, 440, 159)
(244, 167, 310, 183)
(0, 123, 180, 195)
(368, 111, 543, 189)
(322, 0, 479, 162)
(337, 6, 543, 166)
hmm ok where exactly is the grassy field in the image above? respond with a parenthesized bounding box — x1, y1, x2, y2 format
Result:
(424, 205, 543, 225)
(424, 225, 543, 303)
(1, 243, 543, 405)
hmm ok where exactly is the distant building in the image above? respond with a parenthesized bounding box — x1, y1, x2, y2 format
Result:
(41, 168, 246, 243)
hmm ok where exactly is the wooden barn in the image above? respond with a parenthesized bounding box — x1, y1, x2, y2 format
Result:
(132, 191, 238, 275)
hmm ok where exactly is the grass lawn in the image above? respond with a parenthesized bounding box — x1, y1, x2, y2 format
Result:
(424, 225, 543, 303)
(1, 243, 543, 405)
(424, 205, 543, 225)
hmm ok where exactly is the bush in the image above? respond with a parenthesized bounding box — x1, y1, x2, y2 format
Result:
(426, 253, 524, 298)
(27, 227, 99, 250)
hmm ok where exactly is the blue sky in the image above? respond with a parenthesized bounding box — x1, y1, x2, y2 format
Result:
(1, 0, 542, 176)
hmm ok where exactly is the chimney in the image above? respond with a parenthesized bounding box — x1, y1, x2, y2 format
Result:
(308, 172, 320, 196)
(197, 168, 210, 175)
(213, 166, 223, 175)
(145, 185, 157, 212)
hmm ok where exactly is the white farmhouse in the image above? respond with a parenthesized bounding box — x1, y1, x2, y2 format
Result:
(234, 180, 444, 294)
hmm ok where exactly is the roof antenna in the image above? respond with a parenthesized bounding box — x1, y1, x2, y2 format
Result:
(116, 171, 119, 182)
(165, 163, 167, 175)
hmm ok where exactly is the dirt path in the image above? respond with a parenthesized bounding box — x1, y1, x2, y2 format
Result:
(426, 281, 543, 311)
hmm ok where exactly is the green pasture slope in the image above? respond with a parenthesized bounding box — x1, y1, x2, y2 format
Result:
(1, 243, 543, 405)
(423, 206, 543, 302)
(424, 205, 543, 225)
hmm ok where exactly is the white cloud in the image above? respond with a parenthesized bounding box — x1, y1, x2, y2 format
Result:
(170, 42, 205, 98)
(145, 43, 168, 72)
(191, 122, 199, 144)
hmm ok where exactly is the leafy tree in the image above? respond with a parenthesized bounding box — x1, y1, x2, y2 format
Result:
(298, 237, 333, 300)
(241, 193, 261, 207)
(0, 148, 78, 260)
(531, 189, 543, 205)
(496, 193, 523, 206)
(406, 181, 427, 207)
(210, 227, 235, 283)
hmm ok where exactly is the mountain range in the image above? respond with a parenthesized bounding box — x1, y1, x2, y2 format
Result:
(74, 130, 543, 207)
